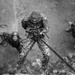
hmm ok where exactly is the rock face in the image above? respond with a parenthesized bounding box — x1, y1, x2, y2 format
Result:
(0, 0, 15, 32)
(0, 0, 18, 67)
(17, 0, 75, 61)
(0, 0, 75, 73)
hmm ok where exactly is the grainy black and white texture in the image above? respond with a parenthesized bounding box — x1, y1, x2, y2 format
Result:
(0, 0, 75, 75)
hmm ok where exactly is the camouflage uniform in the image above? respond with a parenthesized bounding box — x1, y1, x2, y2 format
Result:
(18, 11, 51, 71)
(0, 32, 23, 54)
(66, 21, 75, 48)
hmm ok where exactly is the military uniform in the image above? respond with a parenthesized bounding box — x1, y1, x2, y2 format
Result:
(18, 11, 51, 71)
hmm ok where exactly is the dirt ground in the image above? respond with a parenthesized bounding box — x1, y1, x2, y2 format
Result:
(0, 0, 75, 66)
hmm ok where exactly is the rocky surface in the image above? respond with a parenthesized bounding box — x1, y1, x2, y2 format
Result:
(0, 0, 75, 74)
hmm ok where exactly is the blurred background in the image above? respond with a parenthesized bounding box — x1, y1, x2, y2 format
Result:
(0, 0, 75, 68)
